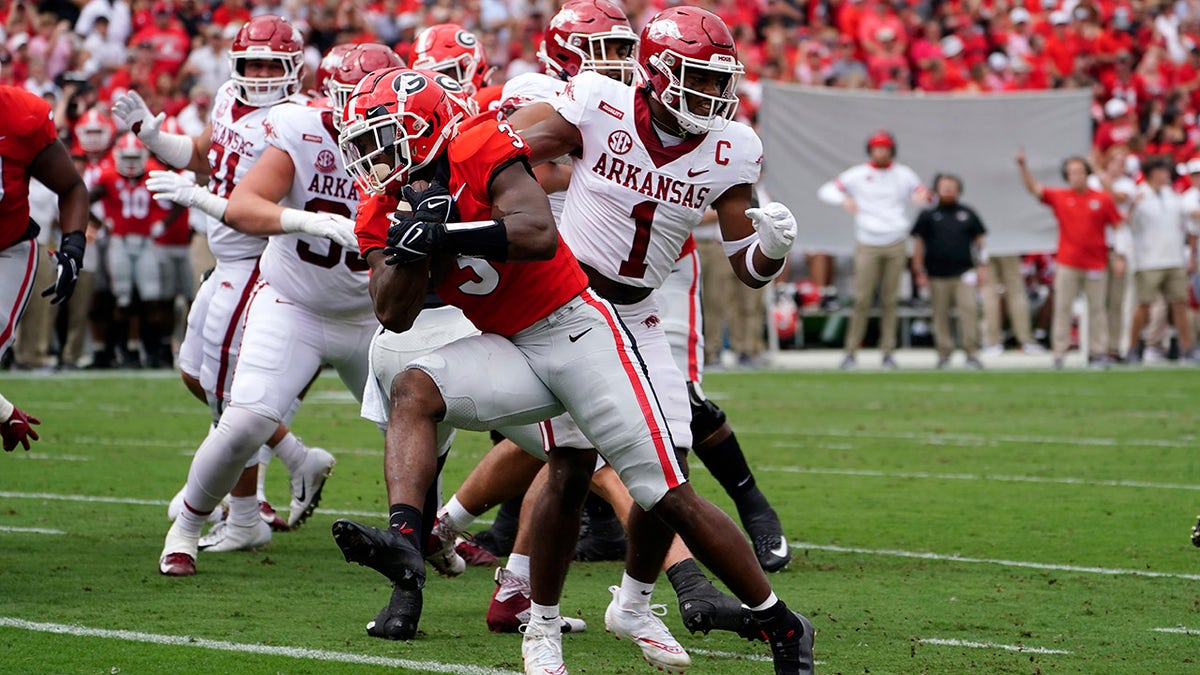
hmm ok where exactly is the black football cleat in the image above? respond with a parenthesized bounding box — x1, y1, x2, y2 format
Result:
(574, 508, 627, 562)
(1191, 515, 1200, 548)
(743, 507, 792, 573)
(331, 519, 426, 589)
(670, 565, 762, 641)
(366, 584, 423, 640)
(765, 611, 815, 675)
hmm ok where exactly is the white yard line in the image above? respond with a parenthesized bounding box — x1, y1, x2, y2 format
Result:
(18, 453, 90, 461)
(763, 467, 1200, 491)
(918, 638, 1071, 654)
(688, 647, 773, 662)
(760, 428, 1194, 449)
(0, 526, 64, 535)
(793, 542, 1200, 581)
(0, 491, 386, 519)
(0, 617, 521, 675)
(1152, 627, 1200, 635)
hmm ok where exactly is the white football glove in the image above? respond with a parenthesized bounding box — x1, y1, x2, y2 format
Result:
(149, 221, 166, 239)
(280, 209, 359, 250)
(745, 201, 797, 260)
(146, 170, 203, 207)
(111, 90, 164, 145)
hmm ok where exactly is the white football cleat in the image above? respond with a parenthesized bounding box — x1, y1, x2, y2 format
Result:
(604, 585, 690, 673)
(198, 519, 271, 552)
(521, 618, 568, 675)
(425, 512, 466, 577)
(159, 521, 199, 576)
(287, 447, 335, 529)
(167, 486, 226, 524)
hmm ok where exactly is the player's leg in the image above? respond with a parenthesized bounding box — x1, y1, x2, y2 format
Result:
(177, 272, 214, 405)
(131, 235, 170, 367)
(105, 234, 138, 364)
(661, 253, 791, 572)
(0, 240, 38, 362)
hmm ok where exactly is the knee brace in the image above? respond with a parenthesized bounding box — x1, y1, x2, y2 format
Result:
(688, 381, 726, 445)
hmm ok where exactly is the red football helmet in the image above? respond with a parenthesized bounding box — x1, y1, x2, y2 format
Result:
(329, 43, 407, 130)
(75, 108, 116, 155)
(228, 15, 305, 106)
(411, 24, 489, 96)
(638, 7, 744, 134)
(113, 132, 149, 178)
(416, 69, 480, 120)
(338, 67, 463, 194)
(539, 0, 637, 83)
(316, 44, 356, 97)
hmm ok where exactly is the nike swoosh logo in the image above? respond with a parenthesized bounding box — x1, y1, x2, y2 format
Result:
(687, 168, 709, 177)
(639, 590, 652, 595)
(296, 481, 306, 503)
(568, 328, 592, 343)
(770, 536, 789, 559)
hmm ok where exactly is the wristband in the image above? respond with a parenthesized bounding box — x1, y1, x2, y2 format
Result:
(443, 218, 509, 261)
(0, 394, 13, 422)
(721, 233, 756, 258)
(190, 190, 229, 221)
(745, 239, 784, 283)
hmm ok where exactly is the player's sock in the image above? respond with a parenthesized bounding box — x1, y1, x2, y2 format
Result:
(506, 553, 531, 580)
(442, 495, 477, 532)
(617, 572, 654, 612)
(255, 448, 269, 501)
(175, 500, 209, 537)
(530, 602, 560, 624)
(271, 432, 309, 475)
(692, 431, 767, 512)
(228, 494, 258, 527)
(388, 503, 424, 552)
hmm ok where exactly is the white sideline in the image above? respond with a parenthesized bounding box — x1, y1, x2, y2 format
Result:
(918, 638, 1071, 655)
(0, 617, 523, 675)
(794, 542, 1200, 581)
(0, 526, 64, 535)
(18, 453, 91, 462)
(764, 466, 1200, 491)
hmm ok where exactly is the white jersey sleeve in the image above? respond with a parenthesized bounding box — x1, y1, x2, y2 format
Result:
(500, 72, 566, 109)
(257, 103, 372, 318)
(554, 71, 763, 288)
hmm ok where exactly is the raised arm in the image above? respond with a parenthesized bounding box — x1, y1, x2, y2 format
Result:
(1015, 147, 1043, 199)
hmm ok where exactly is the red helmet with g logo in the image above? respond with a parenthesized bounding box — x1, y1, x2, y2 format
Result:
(638, 7, 743, 134)
(75, 108, 116, 154)
(337, 67, 463, 194)
(539, 0, 637, 83)
(228, 15, 305, 106)
(113, 132, 149, 178)
(411, 24, 489, 96)
(328, 43, 406, 130)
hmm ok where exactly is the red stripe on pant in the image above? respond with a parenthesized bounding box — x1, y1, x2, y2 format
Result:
(214, 263, 261, 408)
(685, 251, 701, 382)
(0, 242, 39, 350)
(578, 290, 680, 489)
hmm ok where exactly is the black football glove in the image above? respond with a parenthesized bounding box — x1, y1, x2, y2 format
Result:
(382, 182, 461, 266)
(41, 230, 86, 305)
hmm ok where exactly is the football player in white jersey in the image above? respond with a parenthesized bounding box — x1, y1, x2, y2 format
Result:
(112, 15, 339, 571)
(144, 43, 396, 576)
(519, 7, 812, 674)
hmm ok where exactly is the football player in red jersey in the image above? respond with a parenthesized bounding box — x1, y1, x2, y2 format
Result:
(411, 22, 493, 109)
(0, 85, 89, 364)
(517, 6, 812, 673)
(330, 67, 810, 675)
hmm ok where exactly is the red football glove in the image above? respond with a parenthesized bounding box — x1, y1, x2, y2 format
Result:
(2, 407, 41, 451)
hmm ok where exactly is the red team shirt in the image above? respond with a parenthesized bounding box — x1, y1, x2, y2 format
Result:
(355, 113, 588, 337)
(0, 86, 58, 251)
(1040, 187, 1121, 271)
(94, 160, 173, 237)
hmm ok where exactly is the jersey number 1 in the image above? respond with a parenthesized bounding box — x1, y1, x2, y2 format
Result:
(618, 200, 658, 279)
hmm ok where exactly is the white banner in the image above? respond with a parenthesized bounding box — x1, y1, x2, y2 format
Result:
(759, 83, 1095, 256)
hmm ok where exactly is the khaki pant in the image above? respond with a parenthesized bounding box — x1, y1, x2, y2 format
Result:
(1052, 265, 1108, 358)
(1105, 250, 1126, 355)
(697, 238, 763, 362)
(845, 239, 907, 354)
(13, 242, 55, 366)
(981, 254, 1033, 346)
(61, 270, 94, 365)
(929, 275, 980, 358)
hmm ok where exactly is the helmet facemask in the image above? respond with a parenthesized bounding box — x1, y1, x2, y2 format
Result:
(229, 51, 304, 106)
(648, 50, 742, 135)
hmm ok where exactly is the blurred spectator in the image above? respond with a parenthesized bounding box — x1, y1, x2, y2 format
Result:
(819, 130, 928, 369)
(698, 209, 766, 369)
(128, 1, 191, 81)
(81, 16, 129, 76)
(181, 23, 236, 96)
(1089, 143, 1138, 361)
(75, 0, 133, 47)
(1126, 156, 1196, 362)
(1093, 98, 1137, 160)
(1016, 149, 1125, 367)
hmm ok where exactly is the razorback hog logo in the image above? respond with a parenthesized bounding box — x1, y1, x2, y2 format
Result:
(315, 149, 338, 173)
(393, 71, 429, 97)
(456, 30, 477, 47)
(646, 19, 684, 41)
(550, 8, 580, 28)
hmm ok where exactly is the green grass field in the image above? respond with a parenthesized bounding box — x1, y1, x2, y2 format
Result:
(1, 368, 1199, 674)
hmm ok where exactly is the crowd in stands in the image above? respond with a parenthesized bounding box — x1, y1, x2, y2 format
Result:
(2, 0, 1197, 368)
